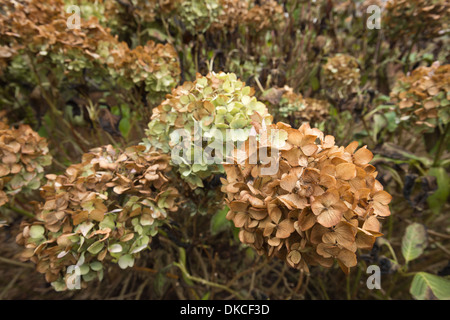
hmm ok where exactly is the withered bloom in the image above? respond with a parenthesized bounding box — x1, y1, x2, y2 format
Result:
(276, 87, 330, 127)
(390, 62, 450, 130)
(222, 122, 391, 273)
(16, 145, 178, 291)
(383, 0, 449, 43)
(0, 116, 52, 207)
(323, 54, 361, 99)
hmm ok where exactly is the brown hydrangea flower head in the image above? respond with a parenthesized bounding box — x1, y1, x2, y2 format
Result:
(212, 0, 284, 33)
(0, 116, 52, 207)
(16, 144, 178, 291)
(172, 0, 221, 34)
(222, 122, 391, 273)
(145, 72, 272, 189)
(277, 87, 330, 127)
(323, 54, 361, 98)
(390, 62, 450, 130)
(97, 39, 181, 105)
(383, 0, 450, 43)
(211, 0, 250, 31)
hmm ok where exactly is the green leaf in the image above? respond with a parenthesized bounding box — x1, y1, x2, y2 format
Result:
(154, 270, 167, 298)
(427, 167, 450, 215)
(210, 207, 230, 236)
(410, 272, 450, 300)
(310, 76, 320, 91)
(401, 223, 427, 264)
(119, 117, 131, 138)
(201, 291, 211, 300)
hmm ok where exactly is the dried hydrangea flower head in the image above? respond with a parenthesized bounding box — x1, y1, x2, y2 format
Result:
(211, 0, 250, 31)
(0, 116, 52, 207)
(277, 87, 330, 127)
(383, 0, 450, 43)
(16, 145, 178, 291)
(145, 72, 272, 189)
(243, 0, 285, 32)
(98, 40, 181, 105)
(390, 62, 450, 130)
(222, 122, 391, 273)
(213, 0, 284, 33)
(323, 54, 361, 99)
(173, 0, 221, 34)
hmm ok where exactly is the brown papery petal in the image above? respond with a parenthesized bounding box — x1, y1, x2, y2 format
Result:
(362, 215, 380, 232)
(278, 194, 308, 210)
(234, 212, 248, 228)
(280, 173, 297, 192)
(287, 250, 302, 266)
(276, 220, 295, 239)
(337, 249, 357, 268)
(229, 200, 249, 212)
(301, 144, 318, 157)
(298, 208, 316, 231)
(354, 146, 373, 166)
(345, 141, 359, 154)
(372, 202, 391, 217)
(373, 190, 392, 205)
(317, 208, 343, 228)
(335, 163, 357, 180)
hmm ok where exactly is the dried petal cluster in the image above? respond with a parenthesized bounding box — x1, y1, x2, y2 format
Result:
(97, 40, 181, 104)
(390, 62, 450, 129)
(211, 0, 284, 32)
(243, 0, 285, 32)
(174, 0, 221, 34)
(145, 72, 272, 188)
(0, 117, 52, 206)
(323, 54, 361, 97)
(277, 87, 330, 127)
(222, 122, 391, 273)
(383, 0, 450, 42)
(16, 145, 178, 290)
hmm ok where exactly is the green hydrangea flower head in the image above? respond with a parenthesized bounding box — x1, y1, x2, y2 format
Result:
(145, 72, 272, 188)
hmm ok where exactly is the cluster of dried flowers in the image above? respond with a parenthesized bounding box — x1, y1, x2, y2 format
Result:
(0, 0, 180, 106)
(174, 0, 221, 34)
(323, 54, 361, 98)
(390, 62, 450, 130)
(243, 0, 285, 33)
(211, 0, 284, 33)
(383, 0, 450, 42)
(16, 144, 178, 291)
(0, 115, 52, 207)
(97, 39, 180, 104)
(145, 72, 272, 188)
(277, 87, 330, 128)
(222, 121, 391, 273)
